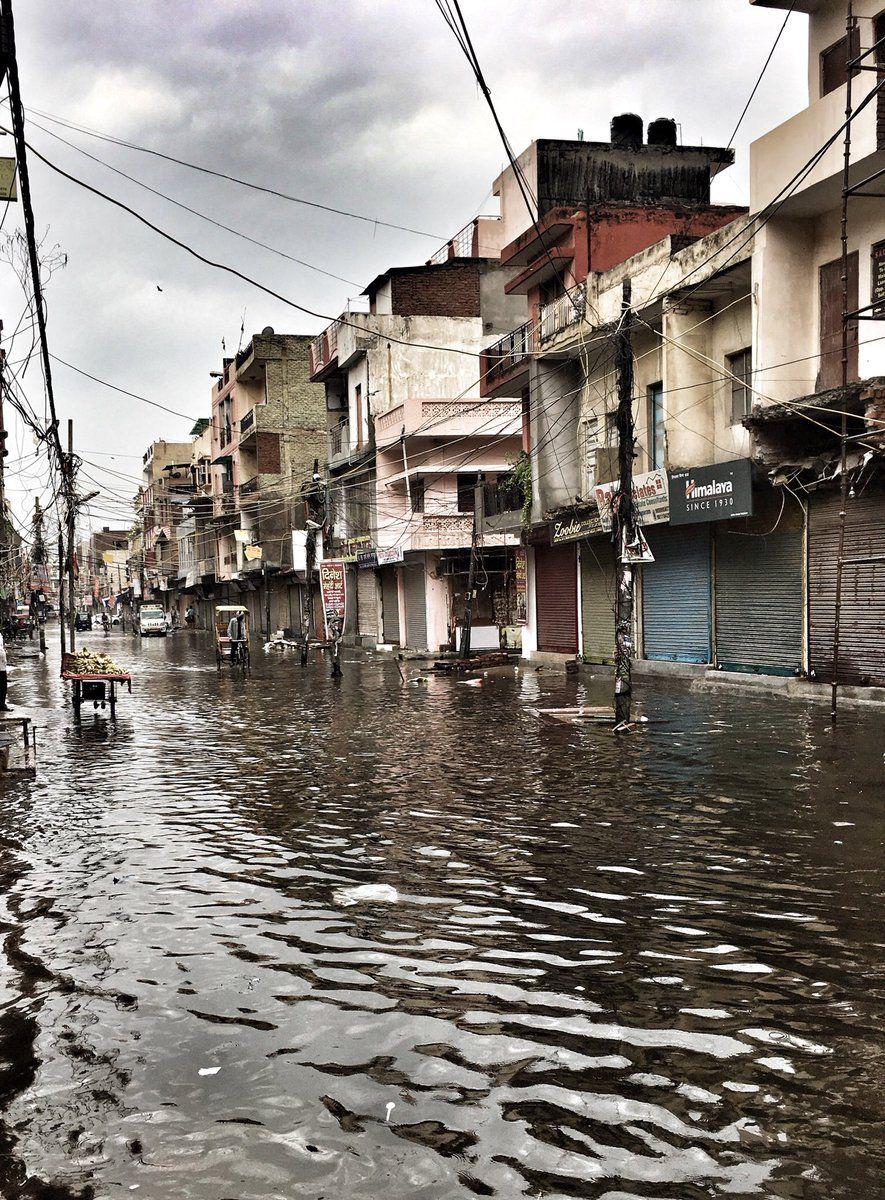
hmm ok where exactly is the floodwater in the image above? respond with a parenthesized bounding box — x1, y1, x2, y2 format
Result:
(0, 629, 883, 1200)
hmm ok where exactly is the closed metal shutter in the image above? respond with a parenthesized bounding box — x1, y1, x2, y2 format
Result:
(581, 539, 615, 662)
(715, 530, 803, 675)
(402, 555, 428, 650)
(380, 567, 400, 644)
(357, 569, 379, 642)
(643, 525, 711, 663)
(536, 543, 578, 654)
(809, 487, 885, 687)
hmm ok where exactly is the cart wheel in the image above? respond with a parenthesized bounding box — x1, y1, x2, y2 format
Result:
(243, 646, 251, 670)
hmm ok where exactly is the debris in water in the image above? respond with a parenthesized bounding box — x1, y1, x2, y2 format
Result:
(334, 883, 399, 907)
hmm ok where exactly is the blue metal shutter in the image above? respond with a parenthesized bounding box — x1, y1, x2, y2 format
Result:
(642, 525, 711, 663)
(715, 530, 803, 675)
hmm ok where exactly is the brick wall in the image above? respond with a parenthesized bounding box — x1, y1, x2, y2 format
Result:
(390, 262, 483, 318)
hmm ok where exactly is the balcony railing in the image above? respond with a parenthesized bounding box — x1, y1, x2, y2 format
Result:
(238, 477, 259, 497)
(539, 287, 586, 343)
(240, 408, 255, 434)
(310, 319, 340, 376)
(483, 321, 534, 391)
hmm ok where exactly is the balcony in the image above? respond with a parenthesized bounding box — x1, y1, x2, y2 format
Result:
(309, 319, 340, 380)
(198, 556, 216, 579)
(750, 74, 882, 215)
(374, 395, 521, 448)
(538, 287, 587, 346)
(240, 407, 255, 435)
(480, 321, 534, 398)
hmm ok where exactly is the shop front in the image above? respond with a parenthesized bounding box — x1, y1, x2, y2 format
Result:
(808, 481, 885, 687)
(534, 541, 578, 655)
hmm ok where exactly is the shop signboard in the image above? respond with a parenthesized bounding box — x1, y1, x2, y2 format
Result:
(319, 560, 347, 639)
(550, 509, 604, 544)
(668, 458, 753, 524)
(594, 468, 669, 532)
(376, 546, 404, 566)
(514, 546, 528, 624)
(0, 159, 17, 202)
(356, 549, 378, 569)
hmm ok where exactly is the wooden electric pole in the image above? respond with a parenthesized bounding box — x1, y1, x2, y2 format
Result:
(613, 279, 637, 726)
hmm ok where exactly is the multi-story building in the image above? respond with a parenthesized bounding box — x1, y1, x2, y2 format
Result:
(173, 418, 217, 627)
(137, 439, 195, 605)
(209, 331, 326, 634)
(311, 217, 527, 652)
(746, 0, 885, 691)
(481, 115, 745, 661)
(479, 8, 884, 701)
(85, 527, 131, 609)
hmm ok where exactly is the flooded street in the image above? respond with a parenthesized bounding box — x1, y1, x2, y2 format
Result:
(0, 629, 883, 1199)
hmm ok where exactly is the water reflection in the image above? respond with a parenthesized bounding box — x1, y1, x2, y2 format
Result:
(0, 629, 882, 1197)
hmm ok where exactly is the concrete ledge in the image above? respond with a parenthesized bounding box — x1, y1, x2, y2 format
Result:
(525, 651, 579, 671)
(695, 670, 885, 708)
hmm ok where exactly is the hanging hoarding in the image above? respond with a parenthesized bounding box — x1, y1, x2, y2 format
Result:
(594, 468, 669, 533)
(291, 529, 308, 573)
(319, 560, 347, 639)
(668, 458, 753, 525)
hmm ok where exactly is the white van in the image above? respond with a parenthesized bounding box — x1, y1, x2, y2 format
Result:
(139, 603, 168, 637)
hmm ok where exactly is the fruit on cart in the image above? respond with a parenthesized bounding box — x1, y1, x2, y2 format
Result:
(71, 650, 126, 675)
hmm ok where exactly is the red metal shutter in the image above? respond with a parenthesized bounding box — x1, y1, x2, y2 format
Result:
(535, 543, 578, 653)
(809, 485, 885, 687)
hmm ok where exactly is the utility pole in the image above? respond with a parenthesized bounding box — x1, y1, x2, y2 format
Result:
(66, 419, 76, 653)
(2, 0, 78, 660)
(613, 278, 637, 726)
(263, 557, 271, 640)
(57, 531, 65, 659)
(0, 343, 7, 631)
(459, 474, 484, 660)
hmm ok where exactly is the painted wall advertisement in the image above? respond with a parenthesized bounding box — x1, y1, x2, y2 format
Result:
(872, 239, 885, 317)
(594, 468, 669, 532)
(514, 546, 528, 624)
(319, 560, 347, 639)
(668, 458, 753, 524)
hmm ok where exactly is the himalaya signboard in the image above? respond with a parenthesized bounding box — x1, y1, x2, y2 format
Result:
(668, 459, 753, 524)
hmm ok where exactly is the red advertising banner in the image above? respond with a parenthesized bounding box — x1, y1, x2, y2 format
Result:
(514, 547, 528, 625)
(319, 560, 347, 640)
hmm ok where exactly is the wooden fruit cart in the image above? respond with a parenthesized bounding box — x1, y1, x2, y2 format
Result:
(61, 652, 132, 718)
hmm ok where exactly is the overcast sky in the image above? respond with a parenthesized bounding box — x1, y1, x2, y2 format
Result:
(0, 0, 807, 532)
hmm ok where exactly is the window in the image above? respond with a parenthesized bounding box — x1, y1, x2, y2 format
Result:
(646, 382, 665, 469)
(604, 411, 618, 447)
(353, 382, 363, 449)
(727, 348, 753, 423)
(411, 476, 425, 514)
(820, 26, 860, 98)
(457, 473, 480, 513)
(582, 416, 599, 490)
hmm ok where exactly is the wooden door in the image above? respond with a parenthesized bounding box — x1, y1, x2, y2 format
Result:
(818, 252, 858, 391)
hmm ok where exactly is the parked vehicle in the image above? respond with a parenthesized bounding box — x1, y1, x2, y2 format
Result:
(138, 604, 168, 637)
(214, 605, 250, 669)
(13, 605, 35, 639)
(74, 608, 93, 633)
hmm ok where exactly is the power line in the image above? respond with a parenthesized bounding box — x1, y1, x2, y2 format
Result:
(725, 1, 796, 150)
(8, 101, 445, 240)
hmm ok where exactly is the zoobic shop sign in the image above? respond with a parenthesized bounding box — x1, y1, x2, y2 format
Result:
(668, 459, 753, 524)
